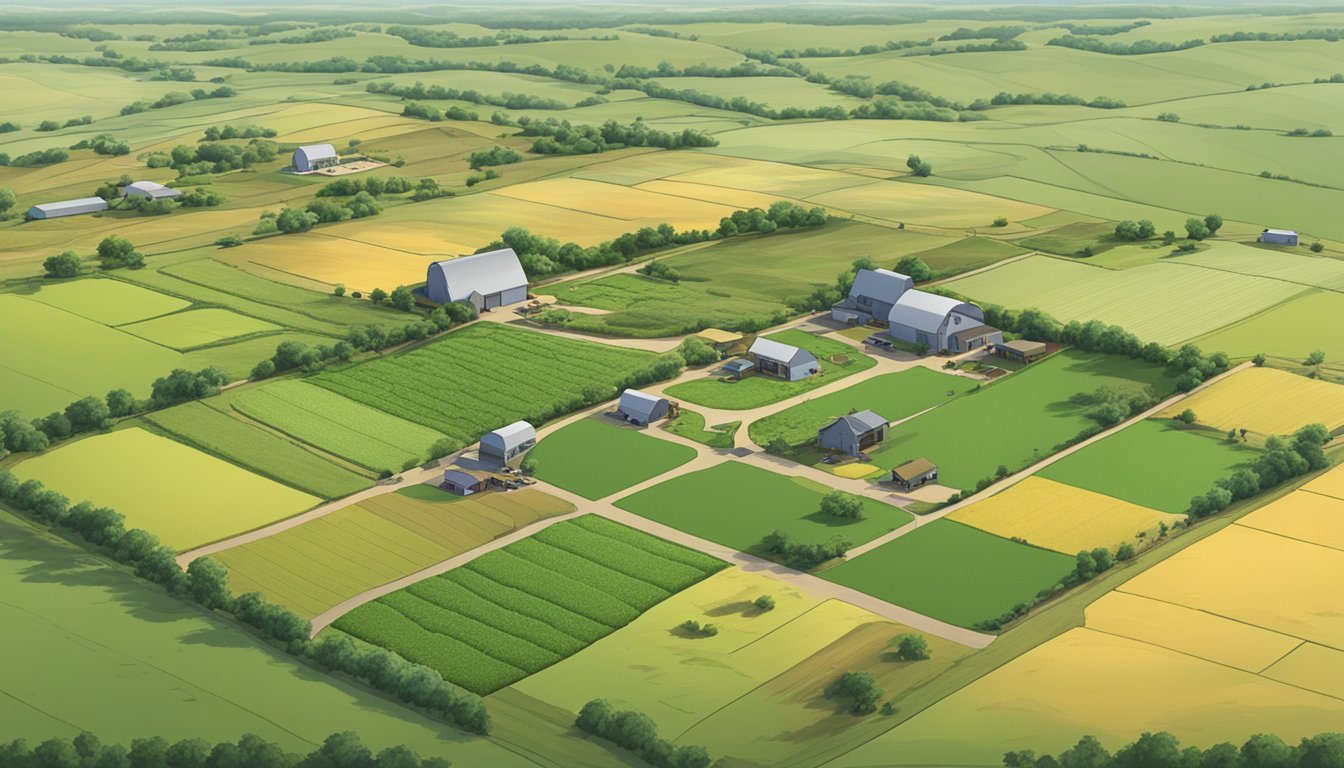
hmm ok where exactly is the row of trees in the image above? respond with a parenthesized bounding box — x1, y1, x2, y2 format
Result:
(575, 700, 712, 768)
(1188, 423, 1329, 517)
(1047, 35, 1205, 55)
(367, 80, 571, 110)
(518, 116, 718, 155)
(120, 86, 235, 117)
(986, 91, 1127, 109)
(760, 529, 851, 570)
(1003, 730, 1344, 768)
(148, 138, 278, 177)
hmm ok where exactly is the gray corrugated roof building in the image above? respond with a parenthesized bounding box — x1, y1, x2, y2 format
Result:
(26, 197, 109, 220)
(818, 410, 889, 456)
(832, 268, 915, 325)
(616, 389, 670, 426)
(887, 289, 1002, 354)
(123, 181, 182, 200)
(426, 248, 529, 310)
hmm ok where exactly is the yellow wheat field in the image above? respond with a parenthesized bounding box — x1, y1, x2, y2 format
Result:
(949, 476, 1182, 554)
(634, 179, 792, 211)
(1238, 486, 1344, 551)
(489, 178, 737, 227)
(237, 233, 440, 292)
(806, 179, 1053, 228)
(1159, 367, 1344, 435)
(1085, 591, 1300, 673)
(1262, 643, 1344, 701)
(1299, 462, 1344, 503)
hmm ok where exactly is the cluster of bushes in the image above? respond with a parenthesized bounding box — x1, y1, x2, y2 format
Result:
(1047, 35, 1205, 54)
(367, 80, 569, 110)
(1003, 730, 1344, 768)
(36, 115, 94, 131)
(984, 91, 1127, 109)
(95, 235, 145, 269)
(760, 529, 850, 570)
(4, 147, 69, 167)
(252, 197, 377, 235)
(678, 619, 719, 637)
(1188, 423, 1328, 517)
(401, 101, 479, 122)
(820, 490, 866, 520)
(676, 336, 720, 367)
(1112, 219, 1156, 240)
(518, 116, 718, 155)
(467, 145, 521, 169)
(120, 86, 235, 116)
(1070, 386, 1160, 428)
(906, 153, 933, 177)
(178, 187, 226, 208)
(575, 700, 713, 768)
(154, 139, 278, 177)
(1184, 213, 1224, 240)
(201, 124, 277, 141)
(637, 259, 681, 282)
(69, 134, 130, 156)
(316, 176, 415, 197)
(0, 121, 19, 133)
(1057, 20, 1152, 36)
(825, 671, 883, 715)
(612, 59, 791, 80)
(252, 27, 355, 45)
(1286, 127, 1334, 137)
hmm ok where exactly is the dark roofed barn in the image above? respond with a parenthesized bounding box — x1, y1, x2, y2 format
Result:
(818, 410, 889, 457)
(891, 458, 938, 490)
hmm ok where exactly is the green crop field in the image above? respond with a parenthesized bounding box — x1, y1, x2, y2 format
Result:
(332, 515, 724, 695)
(216, 487, 575, 616)
(1038, 419, 1259, 514)
(871, 350, 1174, 490)
(1194, 290, 1344, 366)
(529, 418, 697, 500)
(822, 520, 1077, 628)
(666, 329, 876, 409)
(231, 379, 446, 474)
(23, 277, 189, 325)
(0, 510, 539, 763)
(616, 460, 913, 556)
(313, 324, 657, 447)
(11, 427, 319, 550)
(749, 367, 978, 454)
(944, 255, 1307, 346)
(120, 308, 282, 349)
(911, 236, 1028, 277)
(143, 401, 372, 499)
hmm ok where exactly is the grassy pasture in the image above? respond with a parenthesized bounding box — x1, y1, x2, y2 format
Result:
(119, 308, 281, 349)
(231, 380, 446, 474)
(870, 350, 1173, 490)
(823, 520, 1076, 628)
(529, 418, 697, 500)
(806, 178, 1051, 229)
(332, 515, 725, 695)
(661, 409, 739, 449)
(216, 487, 575, 617)
(22, 277, 189, 325)
(547, 272, 787, 338)
(1037, 418, 1259, 514)
(615, 460, 913, 556)
(1195, 290, 1344, 366)
(1173, 242, 1344, 291)
(11, 428, 318, 550)
(313, 323, 656, 448)
(0, 511, 538, 762)
(748, 367, 977, 456)
(143, 401, 372, 499)
(911, 235, 1027, 276)
(1157, 366, 1344, 435)
(944, 255, 1307, 345)
(666, 330, 875, 409)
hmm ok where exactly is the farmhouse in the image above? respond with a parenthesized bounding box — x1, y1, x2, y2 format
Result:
(122, 181, 182, 201)
(831, 268, 914, 325)
(293, 143, 339, 172)
(748, 337, 818, 381)
(442, 468, 492, 496)
(426, 248, 528, 310)
(480, 420, 536, 465)
(616, 389, 671, 426)
(888, 291, 1002, 354)
(26, 197, 108, 220)
(1259, 228, 1299, 246)
(892, 458, 938, 490)
(818, 410, 888, 457)
(995, 339, 1048, 364)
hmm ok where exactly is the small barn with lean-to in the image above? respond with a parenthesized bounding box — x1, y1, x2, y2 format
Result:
(122, 181, 182, 201)
(480, 420, 536, 464)
(891, 458, 938, 490)
(1259, 228, 1299, 246)
(442, 468, 493, 496)
(818, 410, 889, 457)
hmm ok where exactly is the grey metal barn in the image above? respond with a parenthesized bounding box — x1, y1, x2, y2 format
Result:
(818, 410, 889, 456)
(1259, 228, 1299, 246)
(887, 291, 1002, 354)
(426, 248, 529, 310)
(616, 389, 670, 426)
(748, 337, 818, 382)
(122, 181, 182, 201)
(831, 268, 913, 325)
(26, 197, 108, 220)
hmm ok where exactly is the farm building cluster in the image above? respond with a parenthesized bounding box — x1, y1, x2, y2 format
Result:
(25, 180, 182, 220)
(832, 268, 1002, 354)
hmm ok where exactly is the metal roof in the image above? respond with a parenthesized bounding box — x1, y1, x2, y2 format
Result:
(1001, 339, 1046, 354)
(443, 468, 493, 483)
(29, 197, 108, 216)
(893, 458, 937, 480)
(427, 248, 528, 304)
(619, 389, 667, 420)
(1263, 228, 1298, 236)
(294, 144, 337, 163)
(849, 268, 913, 305)
(723, 358, 755, 373)
(749, 337, 817, 367)
(124, 181, 181, 199)
(824, 410, 888, 436)
(695, 328, 743, 344)
(888, 290, 982, 334)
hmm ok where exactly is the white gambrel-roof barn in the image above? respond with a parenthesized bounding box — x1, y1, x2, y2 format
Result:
(26, 197, 109, 220)
(426, 248, 528, 310)
(123, 181, 182, 200)
(293, 143, 338, 172)
(887, 290, 1001, 354)
(616, 389, 670, 426)
(480, 421, 536, 463)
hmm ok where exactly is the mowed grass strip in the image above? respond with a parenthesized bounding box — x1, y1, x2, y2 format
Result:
(1038, 418, 1258, 514)
(24, 277, 189, 325)
(822, 520, 1077, 628)
(1157, 366, 1344, 435)
(871, 350, 1173, 490)
(530, 418, 697, 500)
(666, 330, 876, 410)
(332, 516, 724, 694)
(616, 460, 913, 554)
(749, 367, 977, 453)
(11, 428, 318, 550)
(119, 308, 282, 350)
(215, 488, 573, 617)
(232, 379, 446, 473)
(143, 401, 372, 499)
(950, 476, 1183, 555)
(313, 324, 656, 447)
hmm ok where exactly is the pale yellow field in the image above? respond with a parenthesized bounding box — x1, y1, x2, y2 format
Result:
(666, 157, 874, 198)
(1262, 643, 1344, 700)
(1085, 591, 1301, 673)
(949, 476, 1182, 554)
(1158, 367, 1344, 435)
(806, 180, 1053, 229)
(1121, 524, 1344, 650)
(489, 178, 737, 228)
(1299, 464, 1344, 505)
(834, 627, 1344, 766)
(1238, 487, 1344, 551)
(833, 463, 881, 479)
(634, 179, 792, 210)
(258, 103, 422, 143)
(235, 232, 439, 292)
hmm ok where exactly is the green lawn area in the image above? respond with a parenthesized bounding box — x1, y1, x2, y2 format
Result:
(0, 509, 537, 764)
(530, 418, 697, 500)
(748, 368, 978, 456)
(821, 520, 1076, 629)
(871, 350, 1174, 490)
(1038, 418, 1259, 514)
(119, 308, 282, 350)
(663, 409, 740, 449)
(615, 460, 913, 555)
(665, 330, 876, 410)
(1016, 221, 1119, 256)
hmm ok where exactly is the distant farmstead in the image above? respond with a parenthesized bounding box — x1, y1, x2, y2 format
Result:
(480, 420, 536, 465)
(293, 143, 339, 172)
(26, 197, 108, 220)
(1260, 228, 1299, 246)
(122, 180, 182, 201)
(748, 337, 818, 382)
(818, 410, 889, 457)
(426, 248, 529, 311)
(616, 389, 671, 426)
(833, 267, 1001, 354)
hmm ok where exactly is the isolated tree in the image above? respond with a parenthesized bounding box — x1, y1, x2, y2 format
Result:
(905, 154, 932, 177)
(890, 633, 930, 661)
(0, 187, 16, 216)
(894, 254, 933, 281)
(369, 287, 388, 305)
(825, 672, 883, 715)
(1252, 353, 1267, 367)
(1176, 408, 1197, 425)
(389, 285, 415, 312)
(1184, 218, 1211, 240)
(1161, 230, 1177, 245)
(753, 595, 775, 611)
(1311, 241, 1325, 253)
(819, 491, 864, 520)
(333, 283, 346, 297)
(1203, 213, 1224, 235)
(1305, 349, 1326, 367)
(43, 250, 81, 278)
(96, 235, 143, 269)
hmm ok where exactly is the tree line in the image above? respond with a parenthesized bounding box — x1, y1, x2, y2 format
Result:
(575, 700, 712, 768)
(385, 23, 608, 48)
(517, 116, 718, 155)
(1047, 35, 1205, 55)
(367, 80, 571, 110)
(1187, 423, 1329, 518)
(1004, 730, 1344, 768)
